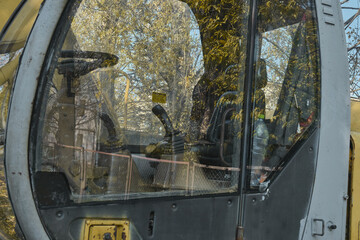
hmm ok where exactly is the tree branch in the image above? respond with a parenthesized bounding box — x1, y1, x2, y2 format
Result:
(348, 40, 360, 51)
(342, 7, 360, 10)
(344, 8, 360, 29)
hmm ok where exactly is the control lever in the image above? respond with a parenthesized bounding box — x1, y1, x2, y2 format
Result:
(150, 104, 184, 154)
(152, 104, 175, 137)
(151, 105, 184, 188)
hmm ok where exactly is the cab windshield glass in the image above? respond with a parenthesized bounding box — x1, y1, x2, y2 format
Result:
(34, 0, 250, 203)
(33, 0, 319, 205)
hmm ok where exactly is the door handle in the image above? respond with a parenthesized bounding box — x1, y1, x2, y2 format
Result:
(312, 218, 325, 236)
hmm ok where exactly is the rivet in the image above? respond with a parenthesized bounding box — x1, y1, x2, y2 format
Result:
(56, 211, 63, 218)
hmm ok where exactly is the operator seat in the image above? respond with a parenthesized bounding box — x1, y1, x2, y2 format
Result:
(194, 59, 268, 167)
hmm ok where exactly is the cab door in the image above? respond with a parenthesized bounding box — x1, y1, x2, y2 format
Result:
(5, 0, 251, 239)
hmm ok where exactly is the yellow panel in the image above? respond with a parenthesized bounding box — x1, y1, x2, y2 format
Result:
(89, 225, 116, 240)
(350, 132, 360, 240)
(152, 92, 167, 103)
(0, 0, 43, 53)
(351, 99, 360, 133)
(83, 219, 130, 240)
(350, 99, 360, 240)
(0, 0, 21, 32)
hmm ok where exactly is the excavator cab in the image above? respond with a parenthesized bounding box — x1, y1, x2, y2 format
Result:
(0, 0, 350, 239)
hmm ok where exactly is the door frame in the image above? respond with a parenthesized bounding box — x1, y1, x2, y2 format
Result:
(5, 0, 68, 239)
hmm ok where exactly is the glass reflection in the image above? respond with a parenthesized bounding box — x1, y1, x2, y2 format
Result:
(250, 0, 320, 187)
(35, 0, 250, 203)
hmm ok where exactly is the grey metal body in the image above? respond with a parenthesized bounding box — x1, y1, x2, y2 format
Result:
(243, 130, 319, 239)
(302, 0, 350, 238)
(5, 0, 68, 239)
(4, 0, 350, 240)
